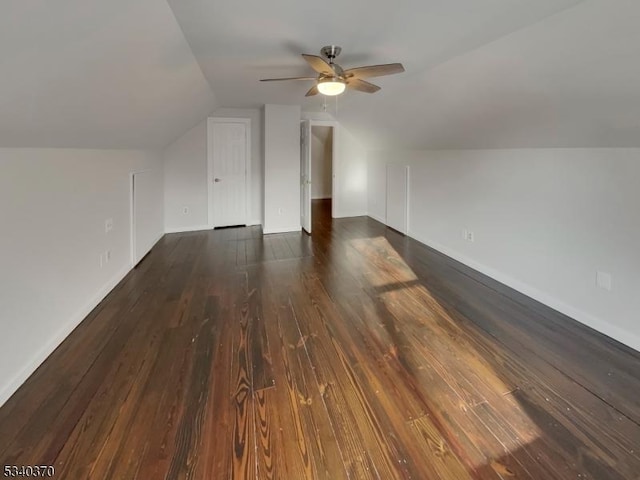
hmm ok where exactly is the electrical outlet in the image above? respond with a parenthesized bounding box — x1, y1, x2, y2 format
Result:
(105, 218, 113, 233)
(278, 208, 283, 215)
(182, 206, 189, 215)
(105, 250, 112, 263)
(466, 231, 475, 242)
(596, 271, 613, 291)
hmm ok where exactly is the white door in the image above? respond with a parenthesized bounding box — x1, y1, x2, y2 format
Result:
(211, 121, 247, 227)
(300, 120, 312, 234)
(386, 165, 409, 234)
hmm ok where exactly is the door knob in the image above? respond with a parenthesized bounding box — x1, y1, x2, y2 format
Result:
(214, 178, 221, 182)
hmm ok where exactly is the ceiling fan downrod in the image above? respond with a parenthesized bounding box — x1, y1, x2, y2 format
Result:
(320, 45, 342, 65)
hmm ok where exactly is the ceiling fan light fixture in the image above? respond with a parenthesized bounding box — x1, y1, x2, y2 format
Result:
(260, 46, 404, 97)
(317, 77, 346, 96)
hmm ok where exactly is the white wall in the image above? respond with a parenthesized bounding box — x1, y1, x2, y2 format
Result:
(163, 108, 263, 232)
(264, 104, 301, 234)
(367, 153, 388, 224)
(0, 148, 164, 406)
(368, 148, 640, 352)
(163, 120, 209, 232)
(133, 169, 164, 264)
(334, 126, 368, 218)
(311, 127, 332, 199)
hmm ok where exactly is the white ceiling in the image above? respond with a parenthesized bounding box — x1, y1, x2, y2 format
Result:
(168, 0, 640, 149)
(0, 0, 216, 148)
(3, 0, 640, 150)
(339, 0, 640, 149)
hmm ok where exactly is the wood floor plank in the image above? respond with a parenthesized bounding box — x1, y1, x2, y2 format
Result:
(247, 266, 275, 391)
(193, 279, 235, 479)
(392, 254, 640, 474)
(349, 236, 618, 479)
(80, 239, 207, 479)
(245, 239, 259, 265)
(282, 276, 404, 479)
(260, 271, 317, 479)
(230, 272, 256, 479)
(408, 415, 476, 480)
(274, 294, 348, 479)
(139, 295, 220, 479)
(261, 236, 278, 263)
(253, 387, 275, 480)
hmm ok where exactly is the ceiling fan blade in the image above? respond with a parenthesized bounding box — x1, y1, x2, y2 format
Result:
(305, 85, 319, 97)
(302, 54, 334, 75)
(344, 63, 404, 79)
(260, 76, 316, 82)
(347, 78, 381, 94)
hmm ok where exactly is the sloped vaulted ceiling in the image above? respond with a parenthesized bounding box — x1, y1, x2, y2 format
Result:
(168, 0, 640, 150)
(0, 0, 217, 148)
(338, 0, 640, 149)
(3, 1, 640, 150)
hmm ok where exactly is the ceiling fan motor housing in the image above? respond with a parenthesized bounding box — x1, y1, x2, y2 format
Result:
(321, 45, 342, 62)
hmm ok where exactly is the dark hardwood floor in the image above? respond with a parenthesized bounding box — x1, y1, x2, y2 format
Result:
(1, 198, 639, 479)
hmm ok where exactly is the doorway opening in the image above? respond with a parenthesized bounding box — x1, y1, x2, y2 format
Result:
(301, 120, 335, 235)
(311, 125, 333, 230)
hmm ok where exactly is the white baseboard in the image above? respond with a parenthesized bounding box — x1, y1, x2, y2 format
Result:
(165, 224, 211, 234)
(263, 226, 302, 234)
(368, 213, 386, 224)
(166, 223, 263, 233)
(0, 264, 132, 408)
(407, 230, 640, 353)
(333, 210, 367, 219)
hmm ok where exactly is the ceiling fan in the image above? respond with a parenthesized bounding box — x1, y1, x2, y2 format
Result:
(260, 45, 405, 97)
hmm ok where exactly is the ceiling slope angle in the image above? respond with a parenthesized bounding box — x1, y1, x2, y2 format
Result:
(166, 0, 585, 146)
(0, 0, 217, 149)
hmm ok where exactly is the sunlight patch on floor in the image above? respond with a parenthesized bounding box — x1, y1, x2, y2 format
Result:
(350, 235, 542, 465)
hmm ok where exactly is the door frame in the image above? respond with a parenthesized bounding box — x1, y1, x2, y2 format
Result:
(300, 120, 312, 234)
(307, 119, 338, 218)
(206, 117, 252, 229)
